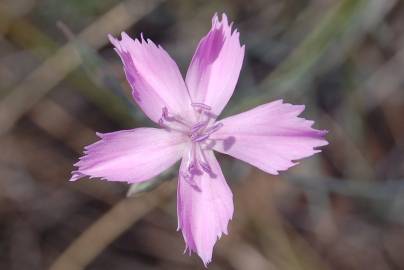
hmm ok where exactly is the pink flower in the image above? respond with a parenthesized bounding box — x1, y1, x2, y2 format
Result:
(70, 13, 328, 266)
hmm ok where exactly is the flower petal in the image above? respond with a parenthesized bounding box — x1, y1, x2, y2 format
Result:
(185, 13, 245, 117)
(109, 33, 192, 123)
(70, 128, 186, 183)
(211, 100, 328, 175)
(177, 150, 233, 266)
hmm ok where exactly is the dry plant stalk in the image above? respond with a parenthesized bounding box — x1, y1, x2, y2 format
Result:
(49, 181, 176, 270)
(0, 0, 163, 136)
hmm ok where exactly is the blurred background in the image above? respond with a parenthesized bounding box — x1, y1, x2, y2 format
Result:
(1, 0, 404, 269)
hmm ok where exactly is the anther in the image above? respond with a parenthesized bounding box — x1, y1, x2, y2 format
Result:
(199, 161, 212, 174)
(196, 145, 217, 178)
(162, 107, 169, 119)
(191, 102, 211, 111)
(159, 107, 190, 131)
(191, 133, 210, 142)
(203, 122, 223, 136)
(191, 121, 209, 133)
(158, 118, 167, 129)
(203, 110, 218, 120)
(188, 161, 202, 175)
(181, 171, 201, 190)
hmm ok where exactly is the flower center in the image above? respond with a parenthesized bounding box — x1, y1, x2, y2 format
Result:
(158, 103, 223, 187)
(158, 103, 222, 143)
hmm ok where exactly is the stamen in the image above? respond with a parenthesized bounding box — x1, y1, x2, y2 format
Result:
(191, 102, 211, 111)
(192, 133, 211, 142)
(161, 104, 223, 179)
(204, 122, 223, 135)
(188, 161, 202, 175)
(191, 121, 209, 133)
(196, 144, 217, 178)
(199, 161, 212, 174)
(190, 122, 223, 142)
(159, 107, 190, 132)
(180, 171, 200, 190)
(162, 107, 169, 119)
(201, 139, 216, 149)
(159, 118, 189, 133)
(203, 110, 217, 119)
(158, 118, 168, 129)
(187, 143, 199, 174)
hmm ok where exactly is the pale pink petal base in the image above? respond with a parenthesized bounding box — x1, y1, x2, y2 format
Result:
(211, 100, 328, 175)
(177, 150, 234, 266)
(70, 128, 186, 183)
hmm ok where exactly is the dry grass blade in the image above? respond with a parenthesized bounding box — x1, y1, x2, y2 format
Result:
(49, 181, 176, 270)
(227, 0, 396, 115)
(360, 38, 404, 111)
(0, 0, 163, 136)
(29, 99, 96, 153)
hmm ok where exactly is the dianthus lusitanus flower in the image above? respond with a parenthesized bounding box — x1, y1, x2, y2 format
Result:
(70, 13, 328, 266)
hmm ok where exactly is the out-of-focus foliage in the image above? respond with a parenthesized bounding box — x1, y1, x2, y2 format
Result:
(1, 0, 404, 269)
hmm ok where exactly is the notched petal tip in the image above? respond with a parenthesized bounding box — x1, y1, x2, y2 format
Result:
(69, 171, 84, 181)
(184, 245, 212, 268)
(121, 31, 130, 40)
(321, 129, 329, 136)
(217, 13, 228, 25)
(212, 12, 219, 25)
(212, 12, 232, 34)
(108, 34, 123, 52)
(107, 33, 116, 43)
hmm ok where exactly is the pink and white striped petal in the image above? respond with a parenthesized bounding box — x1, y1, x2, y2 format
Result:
(70, 128, 186, 183)
(211, 100, 328, 175)
(109, 33, 193, 123)
(177, 150, 234, 266)
(185, 13, 245, 117)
